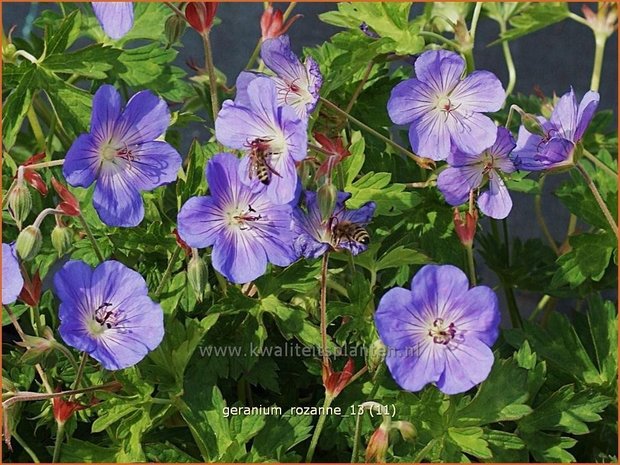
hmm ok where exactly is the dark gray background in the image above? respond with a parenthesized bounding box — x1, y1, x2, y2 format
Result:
(3, 3, 618, 319)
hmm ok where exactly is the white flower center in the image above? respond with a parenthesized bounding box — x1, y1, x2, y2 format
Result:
(100, 144, 118, 162)
(225, 204, 262, 231)
(428, 318, 456, 345)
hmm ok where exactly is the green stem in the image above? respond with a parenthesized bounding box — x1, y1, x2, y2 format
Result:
(53, 343, 79, 374)
(202, 32, 220, 123)
(499, 19, 516, 97)
(319, 97, 433, 170)
(52, 422, 65, 463)
(155, 247, 182, 296)
(413, 438, 437, 463)
(582, 148, 617, 177)
(319, 253, 330, 367)
(529, 294, 553, 321)
(590, 33, 606, 92)
(345, 60, 374, 114)
(576, 163, 618, 235)
(417, 31, 459, 50)
(504, 284, 523, 328)
(70, 352, 88, 397)
(463, 2, 482, 72)
(367, 363, 385, 400)
(568, 11, 590, 26)
(351, 410, 363, 463)
(23, 159, 65, 170)
(305, 395, 334, 462)
(77, 213, 105, 262)
(282, 2, 297, 21)
(12, 431, 40, 463)
(245, 39, 263, 70)
(465, 245, 476, 286)
(27, 103, 46, 150)
(535, 177, 560, 256)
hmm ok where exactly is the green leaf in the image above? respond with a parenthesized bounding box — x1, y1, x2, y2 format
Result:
(519, 385, 611, 435)
(44, 74, 92, 138)
(45, 10, 81, 56)
(320, 3, 425, 55)
(492, 3, 570, 44)
(519, 431, 577, 463)
(249, 410, 314, 461)
(346, 171, 421, 215)
(457, 356, 532, 426)
(59, 439, 118, 462)
(2, 66, 35, 150)
(551, 231, 616, 288)
(375, 245, 430, 271)
(42, 44, 122, 79)
(447, 426, 493, 459)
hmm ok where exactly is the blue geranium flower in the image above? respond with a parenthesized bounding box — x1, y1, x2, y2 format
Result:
(54, 260, 164, 371)
(92, 2, 134, 40)
(63, 85, 181, 227)
(177, 152, 298, 284)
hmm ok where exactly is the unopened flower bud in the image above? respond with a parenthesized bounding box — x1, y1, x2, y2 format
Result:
(453, 209, 478, 248)
(187, 252, 209, 302)
(16, 331, 55, 365)
(318, 183, 338, 223)
(430, 2, 469, 32)
(185, 2, 218, 34)
(393, 421, 416, 442)
(365, 423, 390, 463)
(520, 111, 547, 138)
(16, 225, 42, 261)
(51, 224, 73, 257)
(8, 183, 32, 228)
(454, 18, 472, 51)
(2, 42, 17, 64)
(367, 339, 387, 374)
(165, 13, 186, 48)
(323, 358, 354, 398)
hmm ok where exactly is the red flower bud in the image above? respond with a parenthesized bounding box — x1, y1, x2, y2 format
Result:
(453, 208, 478, 248)
(17, 152, 49, 195)
(261, 3, 302, 40)
(322, 358, 355, 398)
(51, 177, 80, 216)
(314, 132, 351, 180)
(185, 2, 218, 34)
(365, 423, 389, 463)
(52, 395, 86, 425)
(173, 228, 192, 256)
(18, 269, 41, 307)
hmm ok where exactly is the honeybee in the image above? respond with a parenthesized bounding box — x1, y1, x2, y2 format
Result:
(330, 219, 370, 248)
(247, 137, 281, 185)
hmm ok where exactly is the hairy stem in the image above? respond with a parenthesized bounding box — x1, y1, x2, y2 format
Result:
(77, 213, 105, 262)
(465, 245, 477, 286)
(202, 32, 220, 123)
(499, 19, 516, 97)
(4, 305, 53, 394)
(319, 253, 330, 366)
(345, 60, 374, 114)
(12, 431, 40, 463)
(305, 395, 334, 462)
(319, 97, 433, 170)
(52, 422, 65, 463)
(590, 33, 606, 92)
(576, 163, 618, 235)
(155, 246, 182, 296)
(582, 148, 617, 177)
(535, 177, 560, 256)
(418, 31, 460, 49)
(69, 352, 88, 399)
(351, 409, 363, 463)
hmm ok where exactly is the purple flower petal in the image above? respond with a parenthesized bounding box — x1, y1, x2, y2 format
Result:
(92, 2, 134, 40)
(177, 196, 225, 249)
(115, 90, 170, 146)
(450, 70, 504, 113)
(447, 112, 498, 156)
(436, 337, 495, 394)
(387, 79, 434, 125)
(575, 90, 600, 141)
(374, 287, 417, 349)
(90, 85, 122, 143)
(63, 134, 101, 188)
(212, 230, 268, 284)
(93, 166, 145, 227)
(234, 71, 260, 108)
(408, 111, 452, 161)
(437, 165, 481, 206)
(2, 243, 23, 305)
(451, 286, 500, 346)
(92, 260, 149, 304)
(385, 342, 445, 393)
(409, 264, 470, 319)
(54, 260, 95, 311)
(414, 49, 465, 93)
(478, 174, 512, 219)
(120, 141, 182, 191)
